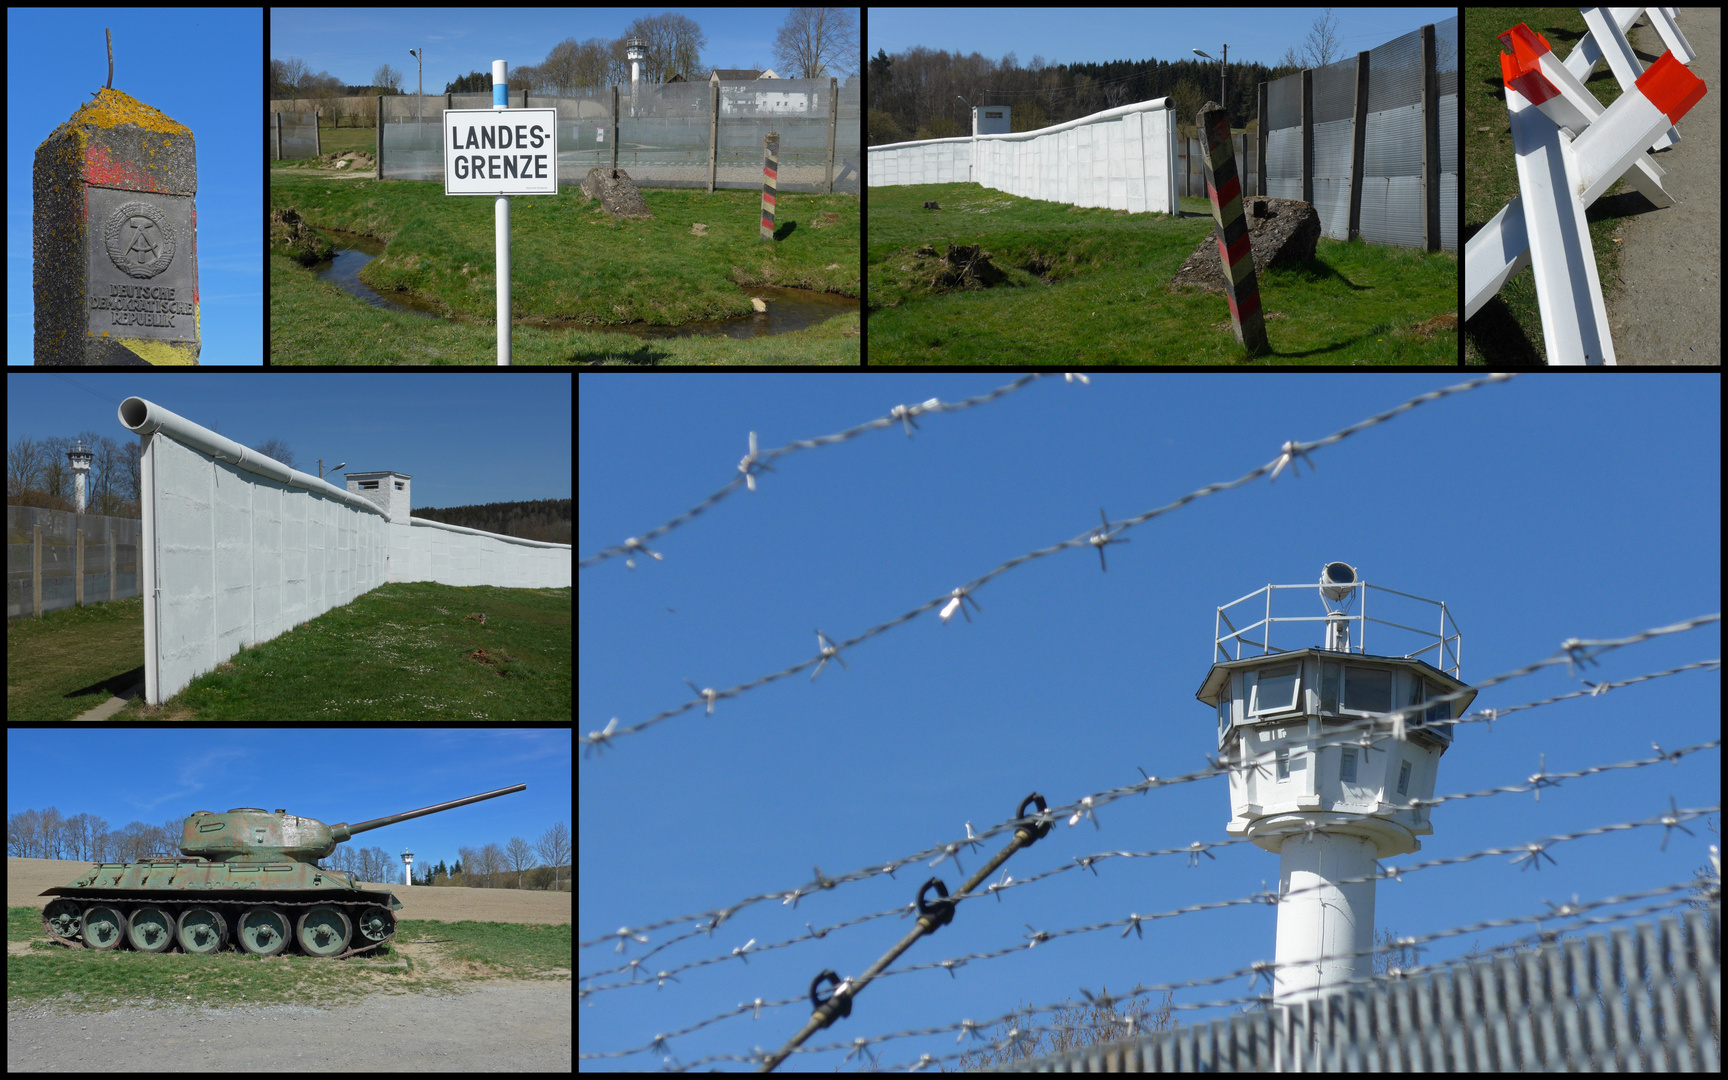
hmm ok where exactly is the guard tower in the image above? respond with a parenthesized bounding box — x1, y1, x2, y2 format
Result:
(1195, 563, 1475, 1008)
(344, 471, 412, 524)
(626, 38, 647, 107)
(972, 105, 1011, 136)
(67, 440, 95, 513)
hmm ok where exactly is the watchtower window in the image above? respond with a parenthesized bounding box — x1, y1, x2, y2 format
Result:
(1397, 760, 1412, 796)
(1343, 666, 1391, 714)
(1275, 747, 1289, 781)
(360, 481, 379, 490)
(1252, 664, 1300, 715)
(1340, 747, 1358, 784)
(394, 482, 404, 490)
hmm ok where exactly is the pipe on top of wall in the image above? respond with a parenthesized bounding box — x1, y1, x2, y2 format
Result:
(870, 97, 1175, 152)
(118, 396, 388, 520)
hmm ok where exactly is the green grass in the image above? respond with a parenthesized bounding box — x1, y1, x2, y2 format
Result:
(6, 596, 146, 721)
(8, 907, 569, 1010)
(867, 183, 1458, 365)
(6, 583, 570, 721)
(1463, 7, 1640, 365)
(269, 161, 860, 365)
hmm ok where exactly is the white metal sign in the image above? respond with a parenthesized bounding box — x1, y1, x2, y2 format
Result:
(443, 108, 559, 195)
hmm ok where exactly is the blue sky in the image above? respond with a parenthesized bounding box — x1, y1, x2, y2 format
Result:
(866, 7, 1458, 70)
(6, 372, 571, 510)
(7, 727, 569, 874)
(578, 373, 1721, 1071)
(7, 8, 262, 365)
(269, 7, 861, 92)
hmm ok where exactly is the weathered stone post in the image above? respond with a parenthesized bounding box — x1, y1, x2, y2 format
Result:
(1197, 103, 1268, 356)
(34, 89, 199, 365)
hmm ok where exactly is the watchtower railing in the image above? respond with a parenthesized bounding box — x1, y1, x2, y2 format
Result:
(1214, 580, 1461, 678)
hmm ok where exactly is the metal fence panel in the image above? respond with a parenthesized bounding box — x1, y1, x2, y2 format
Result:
(380, 78, 858, 193)
(992, 904, 1720, 1072)
(1256, 16, 1457, 251)
(7, 506, 141, 618)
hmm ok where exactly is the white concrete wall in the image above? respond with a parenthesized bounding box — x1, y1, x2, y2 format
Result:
(868, 98, 1178, 215)
(389, 518, 572, 589)
(143, 423, 391, 706)
(121, 397, 571, 705)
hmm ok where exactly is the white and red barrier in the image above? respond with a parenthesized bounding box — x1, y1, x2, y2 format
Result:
(1465, 18, 1706, 364)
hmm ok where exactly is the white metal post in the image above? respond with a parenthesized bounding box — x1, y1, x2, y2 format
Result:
(493, 59, 511, 366)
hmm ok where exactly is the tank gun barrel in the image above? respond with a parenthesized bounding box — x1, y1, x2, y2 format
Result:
(331, 784, 526, 843)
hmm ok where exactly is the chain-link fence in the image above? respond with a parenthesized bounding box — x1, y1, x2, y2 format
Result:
(7, 506, 141, 618)
(1259, 18, 1457, 251)
(373, 77, 860, 194)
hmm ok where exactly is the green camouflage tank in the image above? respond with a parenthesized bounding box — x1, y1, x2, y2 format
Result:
(40, 784, 526, 958)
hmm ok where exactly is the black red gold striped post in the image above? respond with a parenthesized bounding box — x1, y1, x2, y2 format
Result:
(760, 131, 779, 242)
(1198, 107, 1269, 355)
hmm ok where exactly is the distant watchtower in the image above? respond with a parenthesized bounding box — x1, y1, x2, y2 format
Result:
(344, 471, 412, 524)
(972, 105, 1011, 136)
(67, 439, 95, 513)
(1195, 563, 1475, 1008)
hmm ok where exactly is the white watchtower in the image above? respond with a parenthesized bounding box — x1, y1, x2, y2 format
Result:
(402, 848, 414, 887)
(1195, 563, 1474, 1009)
(67, 439, 95, 513)
(626, 38, 647, 102)
(972, 105, 1011, 136)
(344, 471, 412, 524)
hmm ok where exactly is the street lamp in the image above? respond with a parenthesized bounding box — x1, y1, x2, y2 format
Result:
(408, 48, 423, 129)
(957, 94, 974, 182)
(1191, 45, 1229, 122)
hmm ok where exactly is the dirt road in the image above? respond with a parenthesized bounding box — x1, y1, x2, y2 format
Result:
(1605, 8, 1720, 364)
(7, 978, 569, 1071)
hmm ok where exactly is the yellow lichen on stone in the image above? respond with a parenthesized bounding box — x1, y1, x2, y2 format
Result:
(73, 88, 192, 138)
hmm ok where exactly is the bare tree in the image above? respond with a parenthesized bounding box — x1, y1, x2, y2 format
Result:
(1279, 8, 1343, 71)
(773, 7, 859, 79)
(952, 986, 1175, 1070)
(536, 822, 571, 891)
(251, 437, 296, 470)
(504, 836, 538, 888)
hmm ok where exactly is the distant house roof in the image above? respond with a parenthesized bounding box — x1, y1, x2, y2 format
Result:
(709, 68, 779, 81)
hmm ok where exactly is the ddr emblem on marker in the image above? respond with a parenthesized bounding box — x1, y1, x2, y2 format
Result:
(1198, 106, 1269, 356)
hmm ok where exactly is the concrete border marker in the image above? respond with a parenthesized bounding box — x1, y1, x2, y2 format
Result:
(1197, 105, 1269, 356)
(33, 87, 199, 365)
(760, 131, 779, 242)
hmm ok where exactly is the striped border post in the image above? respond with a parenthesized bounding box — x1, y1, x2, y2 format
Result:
(760, 131, 779, 242)
(1198, 106, 1269, 355)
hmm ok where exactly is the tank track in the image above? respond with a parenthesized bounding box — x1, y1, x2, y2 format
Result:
(41, 895, 395, 960)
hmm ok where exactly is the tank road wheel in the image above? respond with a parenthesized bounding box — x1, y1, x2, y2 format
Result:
(81, 904, 127, 950)
(353, 905, 396, 947)
(236, 906, 291, 957)
(42, 899, 83, 944)
(176, 907, 228, 954)
(296, 906, 352, 958)
(126, 905, 176, 953)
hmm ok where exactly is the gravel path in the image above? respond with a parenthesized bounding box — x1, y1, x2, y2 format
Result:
(1604, 8, 1720, 365)
(7, 981, 570, 1072)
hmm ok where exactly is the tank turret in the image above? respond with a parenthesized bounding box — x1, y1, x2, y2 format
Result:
(40, 784, 527, 959)
(179, 784, 528, 862)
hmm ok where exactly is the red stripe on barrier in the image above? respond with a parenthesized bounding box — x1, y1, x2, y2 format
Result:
(1636, 51, 1708, 123)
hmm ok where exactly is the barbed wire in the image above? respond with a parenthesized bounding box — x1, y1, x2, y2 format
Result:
(581, 372, 1520, 756)
(581, 806, 1717, 1066)
(580, 372, 1087, 569)
(580, 613, 1716, 954)
(579, 707, 1720, 995)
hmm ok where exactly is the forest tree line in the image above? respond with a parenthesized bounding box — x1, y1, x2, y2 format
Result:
(413, 498, 572, 545)
(867, 46, 1295, 147)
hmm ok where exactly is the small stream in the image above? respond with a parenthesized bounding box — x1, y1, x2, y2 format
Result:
(311, 230, 858, 337)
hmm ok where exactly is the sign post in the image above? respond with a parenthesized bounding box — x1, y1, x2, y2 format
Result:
(443, 61, 558, 365)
